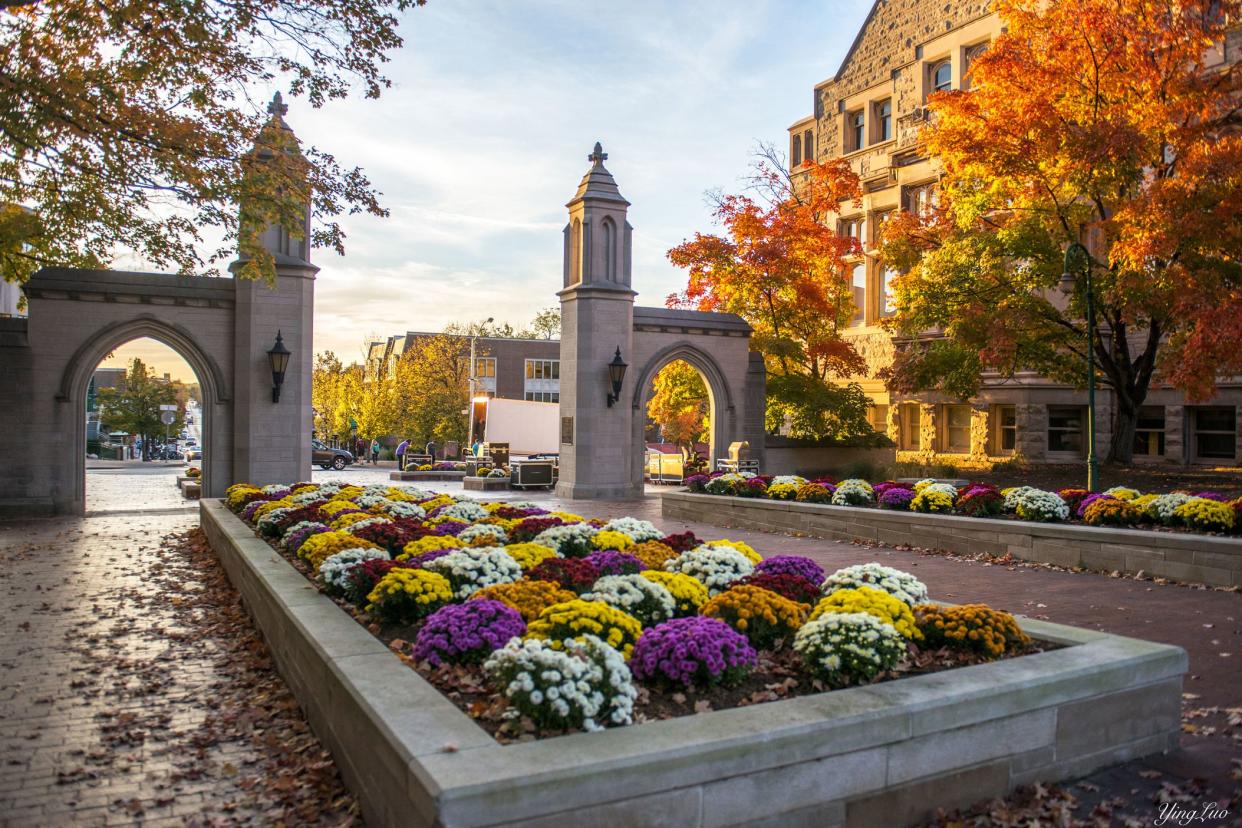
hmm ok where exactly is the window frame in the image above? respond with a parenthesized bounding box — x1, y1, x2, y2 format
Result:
(940, 404, 971, 454)
(991, 404, 1017, 455)
(1192, 406, 1236, 462)
(1046, 405, 1086, 458)
(846, 108, 865, 152)
(930, 59, 953, 94)
(898, 404, 921, 451)
(874, 98, 893, 143)
(1133, 405, 1166, 459)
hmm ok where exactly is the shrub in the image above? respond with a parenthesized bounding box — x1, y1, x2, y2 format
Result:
(582, 575, 676, 627)
(532, 524, 598, 558)
(737, 477, 770, 498)
(526, 599, 644, 659)
(733, 572, 821, 605)
(914, 604, 1030, 659)
(483, 636, 636, 731)
(683, 473, 709, 493)
(501, 542, 559, 571)
(413, 600, 526, 666)
(821, 563, 928, 606)
(1074, 492, 1113, 518)
(629, 617, 757, 688)
(830, 479, 875, 506)
(793, 613, 905, 686)
(583, 550, 646, 576)
(665, 546, 754, 595)
(299, 531, 380, 574)
(1174, 498, 1235, 533)
(526, 558, 601, 594)
(638, 571, 709, 616)
(365, 568, 454, 625)
(795, 482, 833, 504)
(629, 540, 678, 570)
(810, 586, 920, 640)
(753, 554, 825, 584)
(766, 481, 801, 500)
(421, 548, 524, 599)
(878, 487, 916, 510)
(1083, 497, 1141, 526)
(439, 501, 489, 523)
(470, 579, 577, 622)
(700, 585, 809, 649)
(318, 548, 390, 596)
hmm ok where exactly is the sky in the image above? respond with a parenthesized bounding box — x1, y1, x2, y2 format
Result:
(109, 0, 871, 380)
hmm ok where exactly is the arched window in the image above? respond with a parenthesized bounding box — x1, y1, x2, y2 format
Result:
(791, 136, 802, 167)
(802, 130, 813, 164)
(570, 219, 582, 282)
(931, 60, 952, 93)
(601, 217, 616, 282)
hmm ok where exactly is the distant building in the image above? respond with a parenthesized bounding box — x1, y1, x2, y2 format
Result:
(787, 0, 1241, 466)
(366, 333, 562, 403)
(86, 367, 127, 441)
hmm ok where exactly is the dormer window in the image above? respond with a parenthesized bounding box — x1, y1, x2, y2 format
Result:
(803, 130, 814, 164)
(931, 60, 952, 93)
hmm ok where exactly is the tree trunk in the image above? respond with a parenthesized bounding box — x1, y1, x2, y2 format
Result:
(1109, 399, 1139, 464)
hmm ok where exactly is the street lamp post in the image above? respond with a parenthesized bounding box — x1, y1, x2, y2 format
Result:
(1059, 242, 1099, 492)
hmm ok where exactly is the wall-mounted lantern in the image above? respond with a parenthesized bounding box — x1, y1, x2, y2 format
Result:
(606, 347, 627, 408)
(267, 330, 291, 403)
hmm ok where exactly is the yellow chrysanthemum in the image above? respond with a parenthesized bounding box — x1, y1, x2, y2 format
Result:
(397, 535, 464, 561)
(811, 586, 921, 640)
(502, 543, 559, 571)
(526, 599, 642, 659)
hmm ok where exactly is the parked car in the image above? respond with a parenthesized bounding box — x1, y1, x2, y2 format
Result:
(313, 440, 354, 470)
(187, 449, 203, 461)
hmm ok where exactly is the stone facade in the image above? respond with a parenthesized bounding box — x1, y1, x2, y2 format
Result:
(789, 0, 1242, 468)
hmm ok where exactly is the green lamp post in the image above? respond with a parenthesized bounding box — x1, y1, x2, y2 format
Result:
(1058, 242, 1099, 492)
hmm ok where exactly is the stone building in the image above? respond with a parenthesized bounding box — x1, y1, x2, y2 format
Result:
(365, 333, 562, 402)
(787, 0, 1242, 467)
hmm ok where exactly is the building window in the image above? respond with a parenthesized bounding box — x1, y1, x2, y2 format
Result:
(942, 404, 971, 453)
(847, 109, 865, 151)
(1192, 406, 1236, 461)
(839, 216, 865, 249)
(791, 135, 802, 167)
(1133, 406, 1166, 458)
(474, 357, 496, 393)
(904, 182, 938, 217)
(879, 268, 898, 317)
(868, 404, 889, 435)
(992, 404, 1016, 454)
(524, 358, 560, 404)
(601, 216, 616, 281)
(874, 98, 892, 142)
(850, 262, 866, 323)
(1047, 406, 1084, 455)
(869, 210, 893, 253)
(803, 130, 814, 164)
(931, 60, 952, 93)
(899, 404, 920, 450)
(524, 391, 560, 403)
(963, 42, 989, 88)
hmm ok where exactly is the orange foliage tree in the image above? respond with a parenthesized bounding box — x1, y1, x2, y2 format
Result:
(667, 156, 877, 440)
(880, 0, 1242, 462)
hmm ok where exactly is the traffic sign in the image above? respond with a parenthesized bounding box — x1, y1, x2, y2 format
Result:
(159, 404, 178, 411)
(160, 411, 176, 425)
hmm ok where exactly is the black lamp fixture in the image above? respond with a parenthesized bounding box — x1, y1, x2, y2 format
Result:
(267, 330, 291, 403)
(606, 347, 628, 407)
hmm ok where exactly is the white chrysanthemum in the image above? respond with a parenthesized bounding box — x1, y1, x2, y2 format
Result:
(582, 575, 675, 626)
(821, 563, 928, 606)
(664, 546, 753, 595)
(291, 489, 326, 506)
(599, 517, 663, 543)
(256, 507, 296, 534)
(458, 523, 509, 545)
(1011, 488, 1069, 522)
(381, 501, 426, 520)
(281, 521, 328, 550)
(318, 547, 390, 591)
(794, 612, 905, 683)
(770, 475, 808, 487)
(440, 501, 490, 522)
(532, 523, 599, 555)
(831, 479, 875, 506)
(1145, 493, 1193, 525)
(421, 547, 522, 598)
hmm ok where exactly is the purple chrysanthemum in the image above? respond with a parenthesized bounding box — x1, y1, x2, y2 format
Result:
(630, 617, 757, 688)
(583, 550, 646, 576)
(412, 600, 526, 666)
(1076, 493, 1114, 518)
(753, 555, 825, 584)
(878, 488, 917, 510)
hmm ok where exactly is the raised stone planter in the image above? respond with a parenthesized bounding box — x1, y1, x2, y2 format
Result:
(389, 470, 467, 482)
(179, 479, 201, 499)
(201, 498, 1186, 828)
(663, 491, 1242, 588)
(462, 476, 510, 492)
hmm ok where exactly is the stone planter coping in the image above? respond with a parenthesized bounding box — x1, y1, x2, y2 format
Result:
(389, 470, 468, 482)
(202, 498, 1185, 828)
(661, 490, 1242, 588)
(462, 476, 511, 491)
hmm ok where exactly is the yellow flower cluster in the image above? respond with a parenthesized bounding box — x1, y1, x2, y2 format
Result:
(1082, 498, 1140, 526)
(298, 531, 380, 573)
(910, 489, 953, 514)
(397, 535, 464, 560)
(365, 568, 454, 624)
(226, 484, 260, 508)
(1174, 498, 1235, 533)
(701, 585, 808, 648)
(767, 482, 800, 500)
(421, 494, 454, 512)
(810, 587, 921, 640)
(703, 539, 761, 565)
(336, 486, 364, 499)
(319, 499, 359, 516)
(1105, 487, 1141, 501)
(640, 570, 708, 616)
(526, 599, 643, 659)
(331, 511, 387, 530)
(480, 516, 520, 531)
(794, 482, 833, 503)
(591, 530, 635, 551)
(1130, 493, 1158, 511)
(914, 603, 1030, 659)
(252, 498, 293, 519)
(630, 540, 678, 570)
(502, 543, 558, 571)
(550, 511, 585, 523)
(384, 488, 418, 502)
(470, 579, 576, 622)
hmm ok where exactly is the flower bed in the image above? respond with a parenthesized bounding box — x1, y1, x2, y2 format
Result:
(685, 473, 1242, 536)
(224, 480, 1053, 742)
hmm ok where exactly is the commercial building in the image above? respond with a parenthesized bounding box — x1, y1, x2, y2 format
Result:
(788, 0, 1242, 466)
(365, 333, 561, 403)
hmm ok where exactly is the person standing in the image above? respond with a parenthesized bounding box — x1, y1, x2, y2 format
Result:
(370, 438, 380, 465)
(396, 438, 410, 469)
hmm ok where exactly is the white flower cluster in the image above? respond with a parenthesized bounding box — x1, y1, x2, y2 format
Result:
(352, 493, 390, 510)
(793, 612, 906, 684)
(361, 484, 391, 497)
(381, 501, 427, 520)
(318, 547, 390, 591)
(1145, 493, 1193, 525)
(533, 523, 599, 555)
(505, 500, 544, 511)
(280, 520, 327, 549)
(483, 635, 636, 731)
(1010, 488, 1069, 522)
(1002, 486, 1042, 511)
(422, 547, 522, 598)
(770, 475, 808, 488)
(822, 563, 928, 606)
(256, 507, 296, 534)
(439, 501, 490, 523)
(458, 523, 509, 545)
(393, 485, 433, 500)
(704, 472, 754, 494)
(343, 516, 390, 533)
(831, 479, 875, 506)
(291, 489, 326, 506)
(261, 484, 288, 494)
(600, 517, 663, 543)
(582, 575, 675, 627)
(921, 482, 958, 499)
(665, 546, 754, 595)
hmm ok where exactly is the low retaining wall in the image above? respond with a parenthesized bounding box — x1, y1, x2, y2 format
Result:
(389, 470, 467, 482)
(661, 491, 1242, 588)
(202, 499, 1186, 828)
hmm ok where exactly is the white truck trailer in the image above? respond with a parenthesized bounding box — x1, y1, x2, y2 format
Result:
(473, 397, 560, 457)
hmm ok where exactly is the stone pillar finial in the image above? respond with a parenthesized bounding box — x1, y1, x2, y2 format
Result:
(268, 91, 289, 118)
(589, 142, 608, 166)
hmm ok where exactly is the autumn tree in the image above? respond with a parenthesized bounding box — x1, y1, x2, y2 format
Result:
(391, 330, 471, 445)
(312, 351, 353, 442)
(668, 155, 875, 440)
(646, 360, 710, 458)
(523, 307, 561, 340)
(98, 358, 184, 460)
(0, 0, 425, 290)
(881, 0, 1242, 462)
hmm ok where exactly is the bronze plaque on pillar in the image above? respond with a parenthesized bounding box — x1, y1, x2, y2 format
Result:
(560, 416, 574, 445)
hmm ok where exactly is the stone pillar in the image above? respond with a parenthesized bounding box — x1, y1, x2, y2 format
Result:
(1164, 405, 1185, 465)
(969, 404, 990, 461)
(556, 143, 641, 499)
(1015, 404, 1047, 460)
(918, 403, 937, 460)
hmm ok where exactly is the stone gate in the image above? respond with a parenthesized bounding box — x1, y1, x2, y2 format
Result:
(556, 144, 766, 499)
